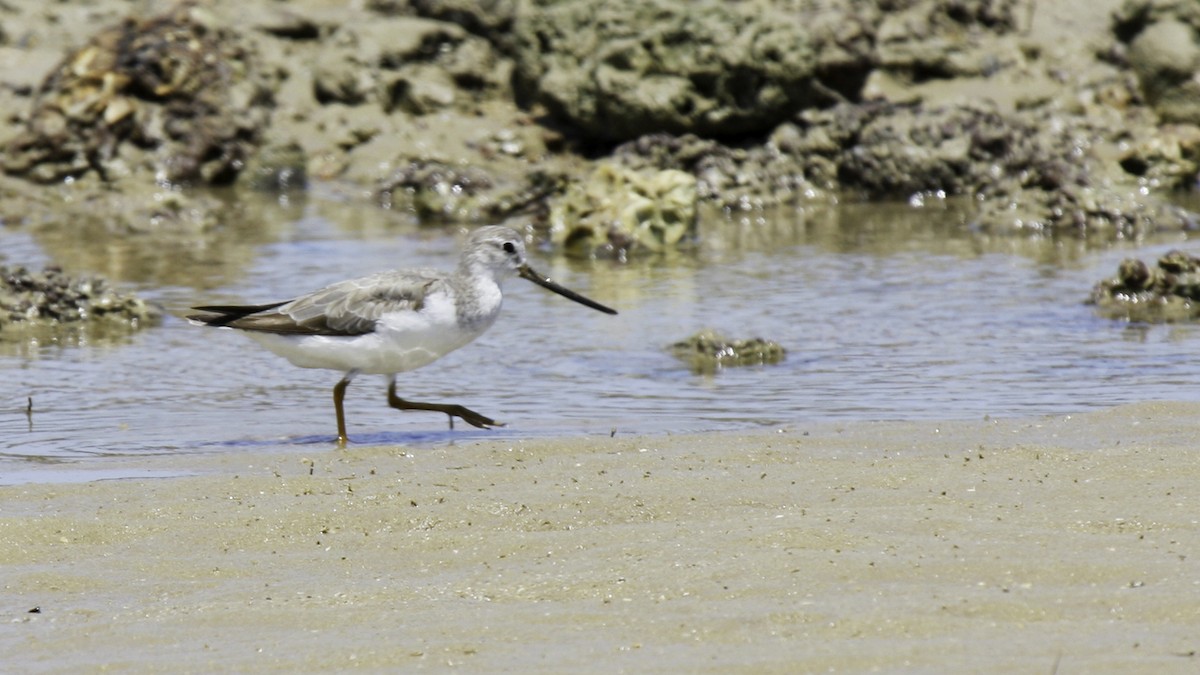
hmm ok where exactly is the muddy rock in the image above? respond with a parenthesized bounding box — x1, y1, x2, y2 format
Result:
(821, 102, 1014, 198)
(972, 177, 1198, 236)
(311, 16, 510, 114)
(240, 139, 308, 193)
(286, 11, 542, 217)
(0, 172, 226, 235)
(0, 265, 161, 332)
(1, 1, 274, 186)
(338, 106, 572, 225)
(611, 100, 1197, 237)
(613, 132, 832, 210)
(805, 101, 1199, 235)
(547, 162, 697, 257)
(376, 0, 520, 50)
(512, 0, 819, 142)
(1114, 123, 1200, 189)
(874, 0, 1025, 85)
(670, 329, 787, 373)
(377, 159, 496, 221)
(786, 101, 1092, 203)
(1088, 249, 1200, 322)
(1114, 0, 1200, 125)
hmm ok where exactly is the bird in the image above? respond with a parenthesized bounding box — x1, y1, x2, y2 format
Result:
(188, 225, 617, 445)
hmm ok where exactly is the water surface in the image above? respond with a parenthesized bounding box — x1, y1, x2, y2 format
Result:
(4, 192, 1200, 471)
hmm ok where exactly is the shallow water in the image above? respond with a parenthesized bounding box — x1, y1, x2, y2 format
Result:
(3, 190, 1200, 471)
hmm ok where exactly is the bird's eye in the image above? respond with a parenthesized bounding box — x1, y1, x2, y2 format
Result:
(502, 241, 517, 254)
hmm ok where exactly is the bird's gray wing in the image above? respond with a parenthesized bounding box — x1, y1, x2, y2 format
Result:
(194, 270, 441, 336)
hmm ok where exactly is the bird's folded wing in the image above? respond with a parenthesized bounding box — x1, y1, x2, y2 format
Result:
(192, 272, 437, 336)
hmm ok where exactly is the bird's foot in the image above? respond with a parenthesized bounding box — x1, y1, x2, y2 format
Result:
(447, 406, 503, 430)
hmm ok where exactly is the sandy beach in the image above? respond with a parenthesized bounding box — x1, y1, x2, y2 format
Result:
(3, 402, 1199, 672)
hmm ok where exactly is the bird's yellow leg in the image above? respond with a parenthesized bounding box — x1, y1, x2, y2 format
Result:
(386, 378, 504, 430)
(333, 372, 356, 446)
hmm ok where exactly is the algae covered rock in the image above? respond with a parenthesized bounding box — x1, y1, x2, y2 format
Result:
(548, 162, 697, 257)
(1088, 250, 1200, 322)
(0, 265, 162, 332)
(614, 132, 827, 210)
(1, 1, 274, 186)
(670, 329, 786, 373)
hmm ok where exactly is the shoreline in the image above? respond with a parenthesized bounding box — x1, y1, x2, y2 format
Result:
(3, 402, 1199, 671)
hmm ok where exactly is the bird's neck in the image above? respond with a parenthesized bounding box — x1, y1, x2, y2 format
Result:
(452, 268, 505, 330)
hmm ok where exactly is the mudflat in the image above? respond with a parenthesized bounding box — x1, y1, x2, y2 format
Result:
(3, 402, 1198, 672)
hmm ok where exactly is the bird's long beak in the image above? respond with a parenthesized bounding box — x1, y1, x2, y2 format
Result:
(519, 264, 617, 315)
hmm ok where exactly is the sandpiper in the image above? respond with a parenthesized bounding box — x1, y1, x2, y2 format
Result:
(188, 226, 617, 444)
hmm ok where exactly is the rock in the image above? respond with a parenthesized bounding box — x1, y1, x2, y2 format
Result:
(875, 0, 1024, 83)
(377, 159, 496, 221)
(670, 329, 787, 373)
(799, 101, 1198, 236)
(1, 1, 274, 186)
(0, 265, 161, 332)
(613, 133, 828, 210)
(1116, 125, 1200, 189)
(972, 180, 1198, 236)
(1088, 250, 1200, 322)
(392, 0, 520, 51)
(513, 0, 818, 141)
(1115, 0, 1200, 125)
(548, 162, 697, 257)
(612, 100, 1199, 237)
(311, 16, 510, 113)
(833, 102, 1001, 198)
(241, 139, 308, 193)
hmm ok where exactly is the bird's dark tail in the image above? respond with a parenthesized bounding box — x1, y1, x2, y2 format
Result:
(187, 301, 288, 327)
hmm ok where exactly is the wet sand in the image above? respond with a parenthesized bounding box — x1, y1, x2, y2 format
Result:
(3, 402, 1199, 672)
